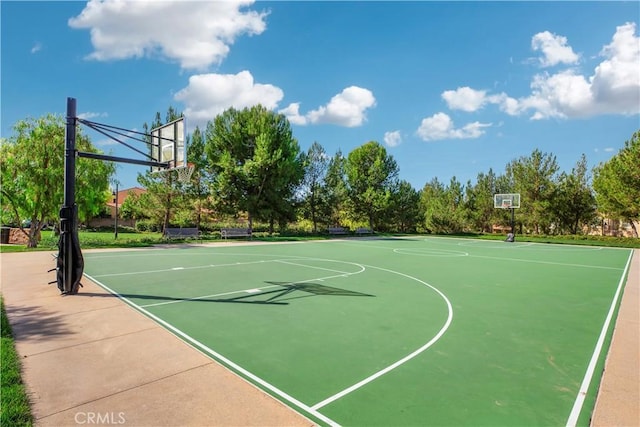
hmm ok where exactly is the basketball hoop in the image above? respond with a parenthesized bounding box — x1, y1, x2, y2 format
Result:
(175, 163, 195, 183)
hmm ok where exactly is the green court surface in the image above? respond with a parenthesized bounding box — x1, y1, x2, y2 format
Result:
(83, 237, 633, 426)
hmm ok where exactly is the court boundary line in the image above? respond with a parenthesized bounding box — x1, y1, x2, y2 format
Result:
(470, 254, 624, 270)
(565, 249, 634, 426)
(85, 253, 453, 422)
(311, 263, 454, 410)
(392, 248, 469, 257)
(91, 258, 286, 278)
(84, 273, 342, 427)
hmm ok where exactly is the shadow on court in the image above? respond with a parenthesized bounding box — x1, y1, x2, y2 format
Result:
(79, 282, 375, 306)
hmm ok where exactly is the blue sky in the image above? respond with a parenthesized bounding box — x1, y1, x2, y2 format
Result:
(2, 1, 639, 192)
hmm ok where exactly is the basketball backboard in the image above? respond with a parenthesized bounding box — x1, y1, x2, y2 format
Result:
(494, 193, 521, 209)
(151, 117, 185, 172)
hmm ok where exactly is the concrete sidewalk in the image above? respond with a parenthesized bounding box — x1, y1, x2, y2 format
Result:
(1, 250, 314, 426)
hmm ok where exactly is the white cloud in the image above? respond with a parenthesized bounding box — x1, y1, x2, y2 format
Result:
(416, 113, 491, 141)
(590, 22, 640, 115)
(531, 31, 580, 67)
(444, 22, 639, 120)
(442, 87, 488, 112)
(521, 70, 594, 119)
(521, 23, 639, 119)
(30, 42, 42, 54)
(384, 130, 402, 147)
(68, 0, 267, 70)
(280, 86, 376, 127)
(174, 71, 284, 128)
(278, 103, 307, 125)
(306, 86, 376, 127)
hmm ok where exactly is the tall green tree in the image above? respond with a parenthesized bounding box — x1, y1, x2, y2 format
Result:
(506, 149, 559, 234)
(0, 114, 114, 247)
(299, 141, 330, 233)
(186, 126, 211, 229)
(593, 130, 640, 237)
(419, 177, 466, 233)
(345, 141, 399, 231)
(551, 154, 597, 234)
(465, 170, 497, 232)
(388, 180, 421, 233)
(322, 150, 349, 227)
(205, 105, 304, 231)
(419, 177, 446, 233)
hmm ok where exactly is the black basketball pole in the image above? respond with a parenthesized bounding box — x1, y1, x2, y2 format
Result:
(55, 96, 172, 295)
(62, 98, 77, 292)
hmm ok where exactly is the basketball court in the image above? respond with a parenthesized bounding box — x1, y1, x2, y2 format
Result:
(78, 238, 635, 425)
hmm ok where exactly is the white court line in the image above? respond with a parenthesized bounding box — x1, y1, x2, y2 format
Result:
(92, 258, 296, 278)
(274, 259, 361, 275)
(88, 253, 451, 419)
(83, 273, 341, 427)
(311, 263, 453, 410)
(565, 249, 634, 427)
(138, 285, 281, 308)
(470, 254, 623, 270)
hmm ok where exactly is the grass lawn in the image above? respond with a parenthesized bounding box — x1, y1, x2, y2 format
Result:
(0, 297, 33, 426)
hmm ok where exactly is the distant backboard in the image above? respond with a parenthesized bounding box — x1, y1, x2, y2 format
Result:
(494, 193, 521, 209)
(151, 117, 185, 172)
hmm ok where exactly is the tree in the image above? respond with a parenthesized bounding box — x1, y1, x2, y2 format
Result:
(299, 142, 329, 233)
(551, 154, 597, 234)
(419, 178, 446, 233)
(322, 150, 349, 227)
(593, 130, 640, 237)
(388, 180, 421, 233)
(419, 177, 467, 233)
(345, 141, 399, 231)
(0, 114, 114, 247)
(464, 169, 499, 232)
(186, 126, 211, 230)
(205, 105, 304, 231)
(506, 149, 559, 234)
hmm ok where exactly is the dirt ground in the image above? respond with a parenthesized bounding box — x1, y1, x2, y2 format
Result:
(1, 245, 638, 426)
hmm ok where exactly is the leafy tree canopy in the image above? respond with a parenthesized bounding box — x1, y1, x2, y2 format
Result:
(0, 114, 114, 247)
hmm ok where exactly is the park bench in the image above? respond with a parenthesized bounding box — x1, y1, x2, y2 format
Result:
(355, 227, 372, 235)
(163, 227, 201, 241)
(221, 227, 252, 239)
(327, 227, 348, 235)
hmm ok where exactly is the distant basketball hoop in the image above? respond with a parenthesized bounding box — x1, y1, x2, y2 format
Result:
(494, 193, 521, 241)
(494, 193, 520, 209)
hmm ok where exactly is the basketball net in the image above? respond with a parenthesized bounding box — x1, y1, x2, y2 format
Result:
(174, 163, 195, 184)
(155, 161, 194, 184)
(175, 163, 195, 183)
